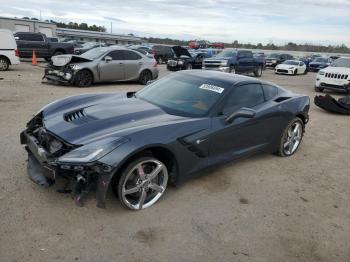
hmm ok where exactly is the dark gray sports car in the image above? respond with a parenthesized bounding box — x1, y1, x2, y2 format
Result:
(20, 70, 310, 210)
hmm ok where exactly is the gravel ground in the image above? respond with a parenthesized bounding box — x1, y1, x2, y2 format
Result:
(0, 62, 349, 262)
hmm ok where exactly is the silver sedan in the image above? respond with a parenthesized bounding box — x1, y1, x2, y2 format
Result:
(44, 46, 159, 87)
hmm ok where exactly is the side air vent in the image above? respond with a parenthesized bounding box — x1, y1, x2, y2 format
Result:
(274, 97, 291, 103)
(64, 109, 85, 122)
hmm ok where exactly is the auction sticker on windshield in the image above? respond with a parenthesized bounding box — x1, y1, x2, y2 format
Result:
(199, 84, 224, 94)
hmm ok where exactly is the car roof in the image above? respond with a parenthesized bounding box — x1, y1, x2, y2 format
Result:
(177, 70, 262, 86)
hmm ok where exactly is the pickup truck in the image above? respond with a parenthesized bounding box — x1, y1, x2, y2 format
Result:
(14, 32, 74, 60)
(202, 49, 264, 77)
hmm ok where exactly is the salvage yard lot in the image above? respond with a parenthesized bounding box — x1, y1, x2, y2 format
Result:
(1, 62, 350, 262)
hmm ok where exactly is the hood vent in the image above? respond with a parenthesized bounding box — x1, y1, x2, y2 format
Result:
(63, 108, 98, 124)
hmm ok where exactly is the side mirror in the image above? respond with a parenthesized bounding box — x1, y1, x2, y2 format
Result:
(225, 107, 256, 124)
(104, 56, 112, 63)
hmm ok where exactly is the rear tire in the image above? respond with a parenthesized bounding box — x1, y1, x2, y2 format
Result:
(139, 70, 152, 85)
(277, 117, 304, 157)
(53, 51, 64, 57)
(74, 70, 93, 87)
(158, 57, 163, 64)
(0, 57, 9, 71)
(186, 63, 192, 70)
(303, 68, 308, 75)
(229, 66, 236, 74)
(254, 65, 263, 77)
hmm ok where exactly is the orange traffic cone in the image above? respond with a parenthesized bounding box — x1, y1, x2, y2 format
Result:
(31, 50, 37, 65)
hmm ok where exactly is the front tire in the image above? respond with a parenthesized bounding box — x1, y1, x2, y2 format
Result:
(186, 63, 192, 70)
(293, 69, 297, 75)
(277, 117, 304, 157)
(0, 57, 9, 71)
(116, 157, 168, 210)
(315, 85, 324, 92)
(74, 70, 93, 87)
(139, 70, 152, 85)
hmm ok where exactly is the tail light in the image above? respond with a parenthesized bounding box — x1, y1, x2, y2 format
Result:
(153, 61, 158, 67)
(15, 49, 19, 57)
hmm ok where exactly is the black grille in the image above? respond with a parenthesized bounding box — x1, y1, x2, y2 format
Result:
(277, 69, 288, 73)
(325, 73, 349, 79)
(204, 64, 220, 68)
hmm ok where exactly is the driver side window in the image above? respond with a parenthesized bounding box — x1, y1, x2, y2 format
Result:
(222, 84, 264, 115)
(108, 51, 124, 60)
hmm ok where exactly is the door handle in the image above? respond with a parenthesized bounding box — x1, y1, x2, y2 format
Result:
(119, 63, 124, 65)
(138, 62, 143, 65)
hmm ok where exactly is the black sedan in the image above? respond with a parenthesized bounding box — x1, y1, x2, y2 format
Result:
(167, 47, 209, 71)
(20, 71, 310, 210)
(308, 57, 330, 72)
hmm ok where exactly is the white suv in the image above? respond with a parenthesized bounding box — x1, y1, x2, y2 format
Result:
(315, 57, 350, 93)
(0, 29, 20, 71)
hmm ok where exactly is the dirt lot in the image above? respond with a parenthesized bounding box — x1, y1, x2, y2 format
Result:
(0, 62, 349, 262)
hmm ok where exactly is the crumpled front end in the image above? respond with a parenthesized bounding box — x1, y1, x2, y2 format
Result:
(43, 55, 92, 85)
(20, 112, 114, 208)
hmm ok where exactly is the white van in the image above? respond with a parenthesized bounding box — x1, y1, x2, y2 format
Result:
(0, 29, 20, 71)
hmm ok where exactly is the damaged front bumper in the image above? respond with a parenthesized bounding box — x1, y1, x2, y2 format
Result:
(20, 130, 114, 208)
(43, 67, 75, 85)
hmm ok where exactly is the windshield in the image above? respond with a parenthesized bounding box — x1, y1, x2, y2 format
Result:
(80, 47, 108, 60)
(214, 50, 236, 58)
(136, 74, 226, 117)
(82, 42, 97, 48)
(267, 53, 280, 59)
(283, 60, 299, 65)
(313, 57, 328, 63)
(331, 58, 350, 68)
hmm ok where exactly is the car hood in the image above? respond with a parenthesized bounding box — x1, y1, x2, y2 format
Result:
(51, 54, 92, 66)
(276, 64, 297, 69)
(205, 57, 231, 61)
(320, 66, 350, 74)
(172, 46, 192, 58)
(42, 93, 200, 145)
(309, 62, 326, 66)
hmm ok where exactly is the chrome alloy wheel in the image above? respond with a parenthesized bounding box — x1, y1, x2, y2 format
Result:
(283, 122, 303, 155)
(121, 159, 168, 210)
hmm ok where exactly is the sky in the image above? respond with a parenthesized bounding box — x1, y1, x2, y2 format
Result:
(1, 0, 350, 45)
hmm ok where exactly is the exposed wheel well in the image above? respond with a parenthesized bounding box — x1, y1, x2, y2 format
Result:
(112, 146, 178, 187)
(296, 114, 306, 124)
(0, 55, 10, 65)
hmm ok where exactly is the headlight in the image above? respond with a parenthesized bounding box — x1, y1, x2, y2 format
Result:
(272, 60, 277, 63)
(318, 71, 325, 75)
(58, 137, 129, 163)
(177, 60, 183, 65)
(220, 60, 228, 66)
(288, 67, 295, 69)
(70, 64, 81, 71)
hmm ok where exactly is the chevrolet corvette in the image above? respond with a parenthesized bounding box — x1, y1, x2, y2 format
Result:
(21, 70, 310, 210)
